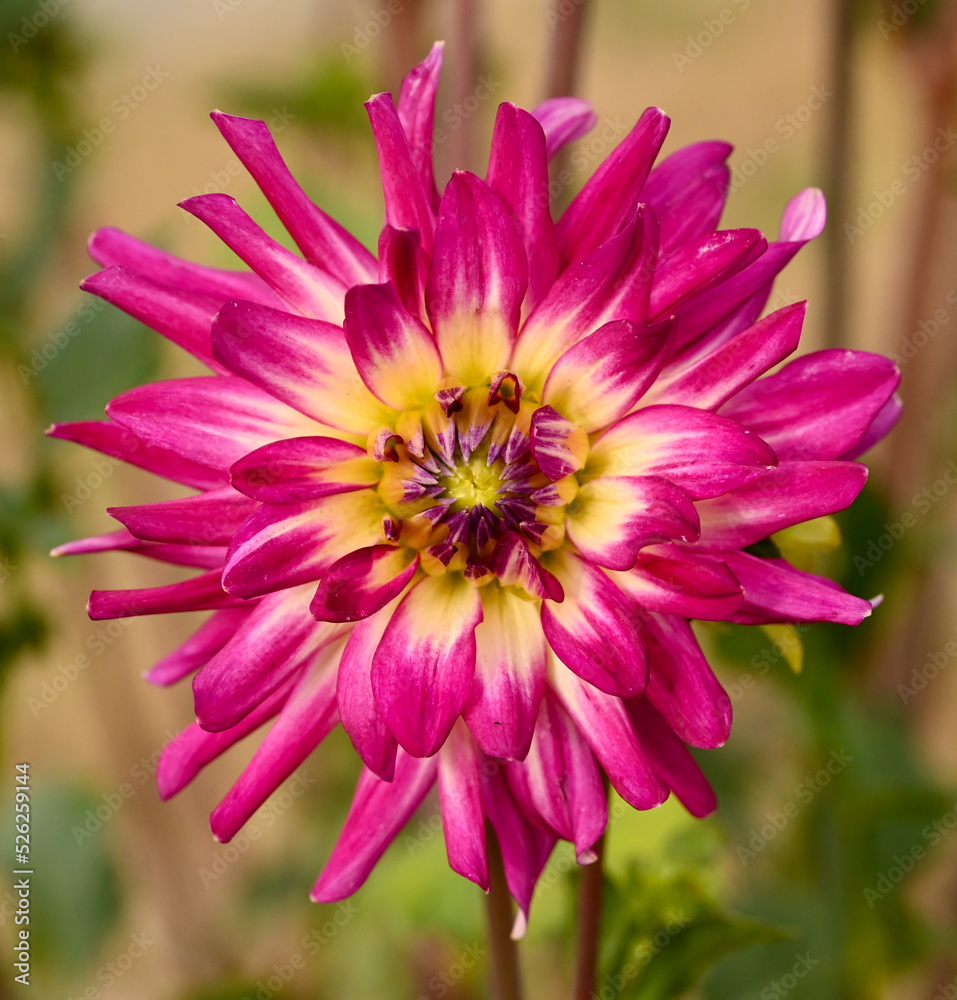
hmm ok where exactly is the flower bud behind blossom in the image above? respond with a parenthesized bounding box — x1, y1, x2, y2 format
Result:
(50, 42, 898, 933)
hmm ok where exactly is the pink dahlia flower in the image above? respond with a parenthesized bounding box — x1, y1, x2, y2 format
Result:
(52, 43, 899, 929)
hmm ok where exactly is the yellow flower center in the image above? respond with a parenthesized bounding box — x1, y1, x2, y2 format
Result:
(440, 448, 506, 512)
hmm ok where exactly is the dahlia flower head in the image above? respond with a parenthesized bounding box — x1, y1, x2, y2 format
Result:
(52, 43, 899, 931)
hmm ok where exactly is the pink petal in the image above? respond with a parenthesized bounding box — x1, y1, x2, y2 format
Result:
(46, 420, 224, 491)
(105, 376, 311, 471)
(210, 112, 377, 288)
(566, 475, 699, 570)
(464, 584, 547, 761)
(397, 41, 444, 210)
(487, 102, 557, 310)
(310, 545, 419, 623)
(371, 573, 483, 757)
(541, 550, 648, 698)
(531, 97, 598, 160)
(230, 436, 378, 503)
(644, 612, 732, 749)
(425, 171, 528, 383)
(542, 319, 669, 433)
(365, 93, 435, 253)
(88, 569, 243, 621)
(108, 486, 257, 546)
(212, 299, 389, 433)
(192, 585, 346, 732)
(842, 391, 902, 458)
(311, 751, 437, 902)
(627, 698, 717, 818)
(557, 106, 670, 267)
(211, 643, 342, 841)
(180, 193, 347, 322)
(529, 405, 588, 481)
(438, 720, 489, 890)
(52, 530, 227, 571)
(696, 460, 867, 550)
(81, 267, 229, 373)
(88, 226, 281, 308)
(378, 225, 429, 322)
(506, 693, 607, 861)
(549, 654, 668, 810)
(721, 551, 873, 625)
(222, 491, 387, 599)
(146, 606, 253, 685)
(343, 282, 444, 410)
(587, 405, 777, 501)
(641, 141, 732, 254)
(719, 349, 900, 461)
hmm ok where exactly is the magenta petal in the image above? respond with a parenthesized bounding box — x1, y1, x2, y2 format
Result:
(425, 171, 528, 382)
(627, 699, 717, 819)
(337, 604, 400, 780)
(397, 41, 444, 210)
(541, 552, 648, 698)
(529, 405, 587, 481)
(464, 585, 547, 761)
(88, 569, 242, 620)
(696, 460, 867, 550)
(88, 226, 280, 307)
(230, 436, 376, 503)
(648, 302, 807, 411)
(81, 267, 229, 373)
(365, 92, 436, 252)
(641, 141, 732, 254)
(487, 102, 557, 310)
(371, 573, 483, 757)
(108, 486, 257, 546)
(531, 96, 598, 160)
(210, 112, 377, 288)
(542, 319, 669, 433)
(843, 391, 902, 458)
(180, 194, 347, 322)
(481, 767, 556, 936)
(612, 545, 743, 621)
(719, 349, 900, 462)
(589, 405, 777, 501)
(343, 282, 444, 410)
(52, 531, 227, 571)
(310, 546, 419, 623)
(649, 229, 765, 320)
(506, 693, 606, 861)
(192, 587, 346, 732)
(378, 225, 429, 322)
(105, 376, 309, 471)
(721, 551, 873, 625)
(46, 420, 224, 491)
(212, 299, 388, 432)
(557, 106, 670, 267)
(211, 645, 341, 842)
(146, 606, 253, 685)
(311, 751, 437, 902)
(644, 613, 732, 749)
(550, 655, 668, 810)
(437, 721, 489, 890)
(157, 681, 291, 799)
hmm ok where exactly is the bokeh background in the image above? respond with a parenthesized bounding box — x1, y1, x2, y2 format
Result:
(3, 0, 957, 997)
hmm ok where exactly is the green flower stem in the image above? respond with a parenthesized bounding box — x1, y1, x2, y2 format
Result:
(486, 824, 524, 1000)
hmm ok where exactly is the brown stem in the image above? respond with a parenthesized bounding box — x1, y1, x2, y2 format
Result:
(486, 824, 523, 1000)
(448, 0, 480, 174)
(572, 833, 606, 1000)
(822, 0, 855, 349)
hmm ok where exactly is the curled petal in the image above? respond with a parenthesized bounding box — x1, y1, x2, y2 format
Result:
(310, 545, 419, 623)
(531, 96, 598, 160)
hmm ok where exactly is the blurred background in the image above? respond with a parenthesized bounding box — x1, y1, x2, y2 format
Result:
(2, 0, 957, 997)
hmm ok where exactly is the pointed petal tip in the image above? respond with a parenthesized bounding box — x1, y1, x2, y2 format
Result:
(510, 910, 528, 940)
